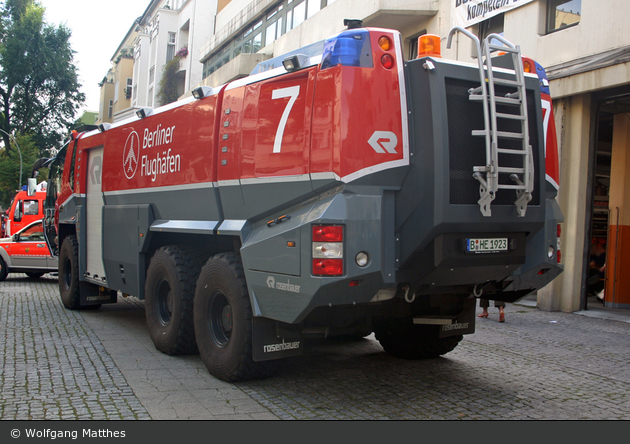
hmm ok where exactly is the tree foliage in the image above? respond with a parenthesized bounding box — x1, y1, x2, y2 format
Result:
(0, 133, 46, 208)
(0, 0, 85, 155)
(157, 56, 181, 106)
(0, 0, 83, 207)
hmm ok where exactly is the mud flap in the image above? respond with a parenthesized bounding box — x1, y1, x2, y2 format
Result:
(252, 317, 304, 362)
(79, 281, 118, 306)
(439, 298, 476, 338)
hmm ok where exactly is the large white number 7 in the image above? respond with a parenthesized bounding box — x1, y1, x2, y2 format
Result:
(272, 86, 300, 153)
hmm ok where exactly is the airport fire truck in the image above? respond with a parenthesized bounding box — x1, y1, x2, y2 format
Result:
(36, 22, 563, 382)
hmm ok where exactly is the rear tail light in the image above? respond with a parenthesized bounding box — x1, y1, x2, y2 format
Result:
(556, 224, 562, 264)
(381, 54, 394, 69)
(312, 225, 344, 276)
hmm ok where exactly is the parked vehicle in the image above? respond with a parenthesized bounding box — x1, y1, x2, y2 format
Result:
(35, 23, 563, 382)
(0, 219, 58, 281)
(2, 186, 47, 238)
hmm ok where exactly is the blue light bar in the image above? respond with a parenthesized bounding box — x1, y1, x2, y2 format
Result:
(534, 60, 550, 95)
(320, 29, 373, 70)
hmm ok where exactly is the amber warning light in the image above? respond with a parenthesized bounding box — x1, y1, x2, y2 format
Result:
(418, 34, 441, 58)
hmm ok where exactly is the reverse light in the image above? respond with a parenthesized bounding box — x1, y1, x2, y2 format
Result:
(313, 242, 343, 258)
(418, 34, 441, 58)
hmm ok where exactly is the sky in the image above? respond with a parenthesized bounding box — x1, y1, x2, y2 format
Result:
(38, 0, 150, 116)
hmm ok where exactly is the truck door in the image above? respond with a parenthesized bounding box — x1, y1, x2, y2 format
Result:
(9, 221, 49, 269)
(85, 147, 107, 281)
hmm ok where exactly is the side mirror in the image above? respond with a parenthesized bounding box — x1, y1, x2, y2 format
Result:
(27, 178, 37, 197)
(12, 234, 18, 242)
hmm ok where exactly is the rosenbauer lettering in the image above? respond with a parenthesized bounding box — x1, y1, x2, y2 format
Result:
(140, 124, 180, 182)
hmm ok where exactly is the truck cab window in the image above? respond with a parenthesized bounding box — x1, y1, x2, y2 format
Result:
(13, 201, 23, 222)
(24, 200, 39, 216)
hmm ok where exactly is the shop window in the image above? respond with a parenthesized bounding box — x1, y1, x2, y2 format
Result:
(547, 0, 581, 34)
(478, 13, 504, 47)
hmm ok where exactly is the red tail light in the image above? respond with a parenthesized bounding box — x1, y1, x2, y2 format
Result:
(312, 225, 344, 276)
(557, 224, 562, 264)
(312, 225, 343, 242)
(312, 259, 344, 276)
(381, 54, 394, 69)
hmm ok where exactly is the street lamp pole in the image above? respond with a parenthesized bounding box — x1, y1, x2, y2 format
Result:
(0, 128, 23, 190)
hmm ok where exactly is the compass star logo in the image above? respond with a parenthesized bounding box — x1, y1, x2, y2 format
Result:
(123, 131, 140, 179)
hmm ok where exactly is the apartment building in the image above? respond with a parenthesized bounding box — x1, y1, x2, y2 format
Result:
(194, 0, 630, 313)
(97, 0, 217, 123)
(96, 24, 138, 125)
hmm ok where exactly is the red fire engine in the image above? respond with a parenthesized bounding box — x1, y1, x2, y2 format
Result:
(35, 22, 563, 382)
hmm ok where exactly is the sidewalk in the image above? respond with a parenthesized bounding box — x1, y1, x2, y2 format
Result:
(515, 293, 630, 324)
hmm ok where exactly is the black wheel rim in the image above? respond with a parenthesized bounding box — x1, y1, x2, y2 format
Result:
(155, 278, 173, 326)
(208, 291, 232, 348)
(62, 257, 72, 290)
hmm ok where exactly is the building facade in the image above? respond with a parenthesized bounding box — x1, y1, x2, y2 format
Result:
(97, 0, 217, 123)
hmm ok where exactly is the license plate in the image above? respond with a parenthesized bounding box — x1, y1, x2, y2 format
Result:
(466, 238, 508, 253)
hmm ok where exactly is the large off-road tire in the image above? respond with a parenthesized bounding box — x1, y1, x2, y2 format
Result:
(145, 245, 204, 355)
(0, 256, 8, 282)
(59, 235, 81, 309)
(194, 252, 273, 382)
(374, 319, 463, 360)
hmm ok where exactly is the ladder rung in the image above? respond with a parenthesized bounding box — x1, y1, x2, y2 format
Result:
(497, 167, 525, 174)
(494, 96, 521, 105)
(496, 112, 526, 121)
(496, 184, 528, 190)
(489, 44, 519, 54)
(497, 148, 528, 155)
(494, 78, 521, 87)
(496, 131, 524, 139)
(472, 129, 488, 137)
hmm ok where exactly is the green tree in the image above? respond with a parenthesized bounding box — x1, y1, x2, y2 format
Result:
(0, 132, 43, 207)
(0, 0, 85, 157)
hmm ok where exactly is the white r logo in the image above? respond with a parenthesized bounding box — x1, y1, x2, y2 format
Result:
(266, 276, 275, 289)
(368, 131, 398, 154)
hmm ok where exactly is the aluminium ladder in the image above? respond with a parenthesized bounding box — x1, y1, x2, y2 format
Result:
(447, 27, 534, 217)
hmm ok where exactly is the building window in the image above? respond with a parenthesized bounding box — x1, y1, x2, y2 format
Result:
(108, 100, 113, 119)
(167, 32, 176, 62)
(547, 0, 581, 34)
(478, 13, 504, 48)
(149, 66, 155, 84)
(202, 0, 336, 80)
(126, 78, 133, 100)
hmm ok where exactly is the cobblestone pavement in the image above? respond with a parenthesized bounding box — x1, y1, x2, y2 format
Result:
(2, 274, 629, 420)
